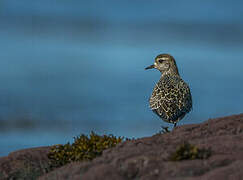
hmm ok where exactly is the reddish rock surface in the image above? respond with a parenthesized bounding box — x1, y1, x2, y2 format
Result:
(0, 146, 51, 179)
(1, 114, 243, 180)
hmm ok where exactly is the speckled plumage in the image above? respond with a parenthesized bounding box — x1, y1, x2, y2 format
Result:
(146, 54, 192, 127)
(150, 74, 192, 123)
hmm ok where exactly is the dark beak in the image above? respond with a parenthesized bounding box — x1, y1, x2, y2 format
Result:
(145, 64, 155, 70)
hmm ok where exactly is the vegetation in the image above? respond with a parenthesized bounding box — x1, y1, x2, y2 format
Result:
(169, 142, 211, 161)
(48, 131, 124, 168)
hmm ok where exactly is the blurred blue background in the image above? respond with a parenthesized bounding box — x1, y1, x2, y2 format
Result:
(0, 0, 243, 156)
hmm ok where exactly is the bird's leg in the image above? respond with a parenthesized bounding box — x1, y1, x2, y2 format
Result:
(173, 123, 177, 128)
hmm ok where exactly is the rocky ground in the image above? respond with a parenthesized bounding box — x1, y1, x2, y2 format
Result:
(0, 114, 243, 180)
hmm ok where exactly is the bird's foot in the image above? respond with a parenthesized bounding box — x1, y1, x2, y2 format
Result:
(159, 126, 170, 134)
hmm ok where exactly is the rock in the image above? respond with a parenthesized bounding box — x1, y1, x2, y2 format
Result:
(1, 114, 243, 180)
(0, 146, 51, 180)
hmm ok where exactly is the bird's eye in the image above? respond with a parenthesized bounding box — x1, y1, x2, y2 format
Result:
(158, 59, 164, 63)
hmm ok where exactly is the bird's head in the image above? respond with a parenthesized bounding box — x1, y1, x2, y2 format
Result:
(145, 54, 179, 75)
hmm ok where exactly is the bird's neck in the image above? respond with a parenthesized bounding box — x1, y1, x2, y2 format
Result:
(161, 68, 180, 77)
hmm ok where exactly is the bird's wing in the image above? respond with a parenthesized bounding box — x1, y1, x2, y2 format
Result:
(177, 79, 193, 113)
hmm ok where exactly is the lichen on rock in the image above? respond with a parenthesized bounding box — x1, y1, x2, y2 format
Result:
(169, 141, 211, 161)
(48, 131, 124, 168)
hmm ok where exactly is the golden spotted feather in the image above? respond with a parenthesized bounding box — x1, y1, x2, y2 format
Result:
(149, 75, 192, 123)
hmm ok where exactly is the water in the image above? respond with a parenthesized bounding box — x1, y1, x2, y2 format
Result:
(0, 0, 243, 156)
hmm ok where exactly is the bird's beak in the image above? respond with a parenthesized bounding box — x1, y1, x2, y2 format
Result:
(145, 64, 155, 70)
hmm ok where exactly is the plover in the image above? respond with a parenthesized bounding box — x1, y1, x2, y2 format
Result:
(145, 54, 192, 129)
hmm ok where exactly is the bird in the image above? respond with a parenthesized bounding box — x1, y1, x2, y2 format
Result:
(145, 54, 192, 130)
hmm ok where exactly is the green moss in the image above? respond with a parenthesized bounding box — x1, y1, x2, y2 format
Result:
(169, 142, 211, 161)
(48, 131, 123, 168)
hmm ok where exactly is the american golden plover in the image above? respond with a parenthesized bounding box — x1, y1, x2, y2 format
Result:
(145, 54, 192, 129)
